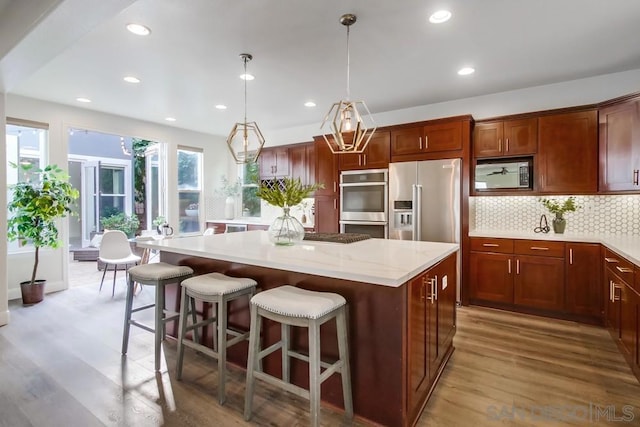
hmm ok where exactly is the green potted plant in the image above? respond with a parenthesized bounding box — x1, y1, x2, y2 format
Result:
(7, 163, 79, 304)
(100, 212, 141, 238)
(217, 175, 242, 220)
(539, 196, 580, 233)
(152, 215, 167, 234)
(257, 177, 323, 245)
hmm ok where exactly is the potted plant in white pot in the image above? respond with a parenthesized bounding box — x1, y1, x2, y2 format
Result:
(217, 175, 241, 219)
(7, 163, 79, 304)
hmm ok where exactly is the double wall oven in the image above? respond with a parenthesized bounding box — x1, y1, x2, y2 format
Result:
(339, 168, 388, 238)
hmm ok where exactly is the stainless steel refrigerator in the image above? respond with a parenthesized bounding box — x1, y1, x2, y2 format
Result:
(389, 159, 461, 297)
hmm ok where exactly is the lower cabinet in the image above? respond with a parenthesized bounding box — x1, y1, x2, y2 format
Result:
(470, 238, 600, 322)
(314, 195, 339, 233)
(603, 248, 640, 383)
(407, 253, 456, 423)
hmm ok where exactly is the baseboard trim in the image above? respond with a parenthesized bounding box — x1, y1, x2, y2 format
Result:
(0, 309, 10, 326)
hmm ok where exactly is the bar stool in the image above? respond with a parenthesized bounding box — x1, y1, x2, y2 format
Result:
(244, 285, 353, 427)
(176, 272, 257, 404)
(121, 262, 194, 371)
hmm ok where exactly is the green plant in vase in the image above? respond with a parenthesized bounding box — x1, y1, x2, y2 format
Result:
(539, 196, 580, 234)
(257, 178, 323, 245)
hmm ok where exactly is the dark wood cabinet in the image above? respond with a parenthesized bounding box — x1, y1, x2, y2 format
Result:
(391, 120, 463, 160)
(313, 195, 338, 233)
(259, 147, 289, 179)
(289, 142, 314, 185)
(565, 243, 602, 319)
(338, 131, 390, 171)
(514, 254, 565, 311)
(407, 252, 457, 423)
(313, 137, 339, 233)
(473, 118, 537, 158)
(537, 110, 598, 193)
(599, 97, 640, 192)
(470, 251, 513, 303)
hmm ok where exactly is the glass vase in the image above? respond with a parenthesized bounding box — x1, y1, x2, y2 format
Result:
(268, 207, 305, 246)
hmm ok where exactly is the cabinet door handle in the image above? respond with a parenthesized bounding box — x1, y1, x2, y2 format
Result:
(634, 169, 639, 186)
(419, 136, 423, 150)
(530, 246, 549, 251)
(508, 259, 511, 274)
(604, 257, 619, 263)
(420, 277, 426, 301)
(612, 283, 622, 301)
(363, 154, 367, 165)
(482, 243, 499, 247)
(505, 138, 510, 152)
(333, 199, 337, 210)
(333, 182, 337, 193)
(498, 138, 502, 152)
(609, 280, 613, 302)
(428, 277, 437, 304)
(516, 259, 520, 275)
(616, 266, 633, 274)
(425, 135, 429, 149)
(569, 248, 573, 265)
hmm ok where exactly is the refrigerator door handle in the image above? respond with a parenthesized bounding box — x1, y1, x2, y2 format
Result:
(413, 184, 422, 241)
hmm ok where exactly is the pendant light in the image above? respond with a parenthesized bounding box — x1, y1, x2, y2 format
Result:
(226, 53, 265, 164)
(321, 14, 376, 154)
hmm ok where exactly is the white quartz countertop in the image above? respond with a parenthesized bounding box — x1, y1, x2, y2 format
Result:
(137, 231, 459, 287)
(469, 230, 640, 266)
(206, 218, 315, 228)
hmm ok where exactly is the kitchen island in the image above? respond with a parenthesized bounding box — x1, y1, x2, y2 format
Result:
(137, 231, 458, 427)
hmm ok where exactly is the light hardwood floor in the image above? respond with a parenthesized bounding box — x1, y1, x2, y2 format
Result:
(1, 282, 639, 426)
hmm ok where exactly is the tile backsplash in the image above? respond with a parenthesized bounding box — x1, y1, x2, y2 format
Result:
(473, 195, 640, 236)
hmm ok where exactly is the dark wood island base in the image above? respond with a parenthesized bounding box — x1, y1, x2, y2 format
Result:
(158, 251, 457, 427)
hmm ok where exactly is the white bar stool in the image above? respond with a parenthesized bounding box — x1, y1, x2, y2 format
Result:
(244, 285, 353, 427)
(176, 272, 257, 404)
(121, 262, 194, 371)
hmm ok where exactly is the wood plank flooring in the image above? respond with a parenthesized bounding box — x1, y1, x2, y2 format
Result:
(1, 282, 639, 426)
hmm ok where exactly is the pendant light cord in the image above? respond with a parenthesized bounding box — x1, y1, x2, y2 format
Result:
(243, 56, 248, 125)
(346, 24, 351, 101)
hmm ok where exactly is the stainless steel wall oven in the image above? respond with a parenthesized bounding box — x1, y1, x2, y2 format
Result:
(339, 169, 388, 238)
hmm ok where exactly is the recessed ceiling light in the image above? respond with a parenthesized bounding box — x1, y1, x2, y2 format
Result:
(215, 104, 227, 110)
(457, 67, 475, 76)
(429, 10, 452, 24)
(76, 97, 91, 103)
(165, 117, 176, 122)
(240, 73, 255, 81)
(123, 76, 140, 83)
(304, 101, 316, 108)
(126, 23, 151, 36)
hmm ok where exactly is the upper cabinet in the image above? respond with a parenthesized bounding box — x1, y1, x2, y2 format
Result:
(599, 96, 640, 192)
(259, 147, 289, 179)
(537, 110, 598, 194)
(339, 131, 390, 171)
(313, 136, 339, 197)
(473, 118, 537, 158)
(391, 119, 464, 161)
(289, 142, 314, 186)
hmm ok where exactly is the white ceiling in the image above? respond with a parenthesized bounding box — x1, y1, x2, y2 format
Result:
(3, 0, 640, 137)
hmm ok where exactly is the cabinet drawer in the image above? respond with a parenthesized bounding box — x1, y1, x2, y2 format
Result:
(470, 238, 514, 253)
(514, 240, 565, 258)
(604, 248, 635, 287)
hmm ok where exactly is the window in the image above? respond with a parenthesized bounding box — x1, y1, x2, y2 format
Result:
(6, 118, 49, 252)
(240, 161, 261, 217)
(177, 147, 202, 233)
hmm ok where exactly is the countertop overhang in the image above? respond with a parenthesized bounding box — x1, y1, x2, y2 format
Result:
(469, 230, 640, 266)
(137, 231, 459, 287)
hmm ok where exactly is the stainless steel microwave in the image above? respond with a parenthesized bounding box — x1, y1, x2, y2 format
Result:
(475, 160, 532, 190)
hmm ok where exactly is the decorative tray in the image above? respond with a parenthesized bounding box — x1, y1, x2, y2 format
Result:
(303, 233, 371, 244)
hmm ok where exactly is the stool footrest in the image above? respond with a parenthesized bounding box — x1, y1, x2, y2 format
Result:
(129, 319, 155, 334)
(131, 303, 155, 313)
(182, 340, 220, 360)
(259, 341, 283, 361)
(287, 350, 334, 371)
(253, 371, 310, 400)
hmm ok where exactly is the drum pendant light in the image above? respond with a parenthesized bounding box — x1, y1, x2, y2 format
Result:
(226, 53, 265, 164)
(321, 14, 376, 154)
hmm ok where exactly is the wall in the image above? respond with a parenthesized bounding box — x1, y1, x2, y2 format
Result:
(4, 94, 228, 302)
(0, 92, 9, 326)
(473, 195, 640, 236)
(265, 68, 640, 146)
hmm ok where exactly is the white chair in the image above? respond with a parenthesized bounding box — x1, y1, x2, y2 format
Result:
(203, 228, 215, 236)
(98, 230, 141, 297)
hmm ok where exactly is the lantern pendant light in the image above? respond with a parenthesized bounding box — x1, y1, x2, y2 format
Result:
(321, 13, 376, 154)
(226, 53, 265, 164)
